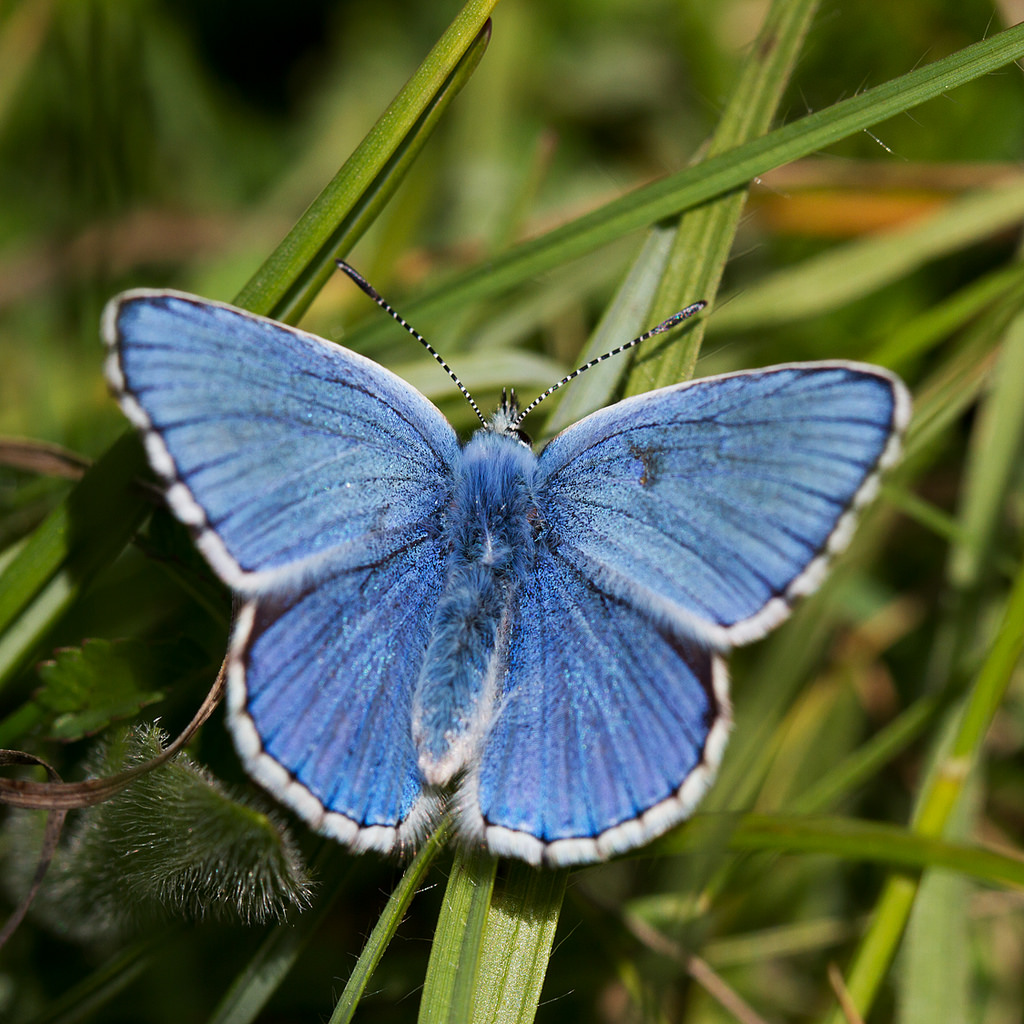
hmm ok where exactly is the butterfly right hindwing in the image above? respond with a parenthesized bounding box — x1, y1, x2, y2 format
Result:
(460, 541, 729, 867)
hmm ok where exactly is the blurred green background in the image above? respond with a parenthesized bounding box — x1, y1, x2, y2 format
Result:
(2, 1, 1024, 1022)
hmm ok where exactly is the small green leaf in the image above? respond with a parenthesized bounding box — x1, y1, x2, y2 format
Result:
(34, 639, 171, 741)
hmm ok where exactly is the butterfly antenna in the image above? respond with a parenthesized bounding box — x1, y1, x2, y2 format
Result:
(336, 260, 487, 429)
(513, 300, 707, 426)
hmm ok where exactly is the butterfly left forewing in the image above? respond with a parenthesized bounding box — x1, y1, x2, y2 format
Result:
(104, 291, 459, 589)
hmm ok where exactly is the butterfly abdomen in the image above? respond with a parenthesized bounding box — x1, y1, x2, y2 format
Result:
(412, 431, 539, 785)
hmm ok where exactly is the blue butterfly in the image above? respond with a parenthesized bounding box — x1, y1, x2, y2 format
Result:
(102, 268, 910, 866)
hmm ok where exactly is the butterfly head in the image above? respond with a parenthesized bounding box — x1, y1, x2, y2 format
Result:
(487, 388, 533, 446)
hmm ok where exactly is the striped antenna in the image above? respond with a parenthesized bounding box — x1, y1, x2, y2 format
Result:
(335, 260, 487, 429)
(512, 300, 707, 428)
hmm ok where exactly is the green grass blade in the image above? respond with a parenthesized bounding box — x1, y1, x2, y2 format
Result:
(471, 864, 568, 1023)
(710, 177, 1024, 334)
(0, 433, 147, 694)
(541, 227, 676, 434)
(419, 849, 498, 1023)
(0, 433, 143, 641)
(327, 828, 447, 1024)
(234, 3, 497, 321)
(435, 11, 825, 1021)
(631, 0, 820, 392)
(791, 693, 947, 815)
(899, 775, 977, 1024)
(827, 550, 1024, 1022)
(654, 813, 1024, 892)
(947, 312, 1024, 589)
(900, 324, 1004, 468)
(869, 263, 1024, 370)
(346, 22, 1024, 346)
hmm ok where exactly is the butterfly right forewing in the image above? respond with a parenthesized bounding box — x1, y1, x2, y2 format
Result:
(535, 363, 910, 646)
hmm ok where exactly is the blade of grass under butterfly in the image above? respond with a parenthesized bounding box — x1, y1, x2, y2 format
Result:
(418, 849, 498, 1024)
(595, 0, 824, 931)
(454, 7, 825, 1018)
(345, 22, 1024, 351)
(326, 827, 447, 1024)
(470, 863, 568, 1024)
